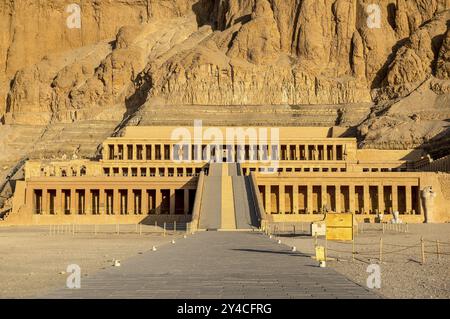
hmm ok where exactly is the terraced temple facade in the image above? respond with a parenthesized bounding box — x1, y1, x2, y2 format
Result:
(4, 126, 450, 227)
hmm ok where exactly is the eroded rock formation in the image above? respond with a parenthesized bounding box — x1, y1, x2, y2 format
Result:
(0, 0, 449, 156)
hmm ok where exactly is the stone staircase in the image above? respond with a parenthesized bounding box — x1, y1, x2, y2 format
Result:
(198, 163, 260, 231)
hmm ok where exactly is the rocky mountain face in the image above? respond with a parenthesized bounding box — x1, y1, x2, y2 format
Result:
(0, 0, 449, 156)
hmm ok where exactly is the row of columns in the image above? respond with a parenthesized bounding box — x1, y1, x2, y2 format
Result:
(106, 143, 346, 162)
(34, 188, 194, 216)
(261, 183, 418, 215)
(104, 166, 204, 177)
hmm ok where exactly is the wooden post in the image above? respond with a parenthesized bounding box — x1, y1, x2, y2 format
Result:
(174, 221, 176, 233)
(352, 238, 355, 262)
(421, 237, 425, 264)
(164, 222, 166, 237)
(436, 240, 440, 263)
(379, 237, 383, 262)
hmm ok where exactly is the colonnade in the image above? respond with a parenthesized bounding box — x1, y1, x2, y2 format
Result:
(259, 183, 421, 215)
(32, 187, 196, 216)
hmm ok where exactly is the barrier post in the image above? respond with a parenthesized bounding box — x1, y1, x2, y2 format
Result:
(164, 222, 166, 237)
(421, 237, 425, 264)
(174, 221, 176, 233)
(379, 237, 383, 262)
(436, 240, 440, 263)
(352, 238, 355, 262)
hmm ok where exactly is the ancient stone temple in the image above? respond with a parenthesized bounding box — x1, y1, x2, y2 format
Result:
(5, 125, 450, 228)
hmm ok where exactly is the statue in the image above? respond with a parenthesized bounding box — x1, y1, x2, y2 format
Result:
(72, 145, 81, 160)
(421, 186, 436, 223)
(311, 145, 317, 160)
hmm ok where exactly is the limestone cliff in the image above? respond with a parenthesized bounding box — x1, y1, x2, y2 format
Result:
(0, 0, 449, 153)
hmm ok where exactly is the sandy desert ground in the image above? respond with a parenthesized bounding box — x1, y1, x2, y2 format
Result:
(0, 225, 181, 298)
(277, 223, 450, 299)
(1, 223, 449, 299)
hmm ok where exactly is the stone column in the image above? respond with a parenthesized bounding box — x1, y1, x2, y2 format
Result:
(71, 189, 77, 215)
(184, 189, 190, 215)
(265, 185, 271, 214)
(307, 184, 313, 214)
(392, 184, 398, 212)
(405, 185, 412, 214)
(55, 189, 62, 215)
(378, 185, 384, 214)
(142, 189, 148, 215)
(85, 189, 92, 215)
(279, 185, 285, 214)
(363, 184, 370, 214)
(293, 184, 299, 214)
(127, 189, 134, 215)
(305, 144, 310, 160)
(335, 184, 341, 213)
(332, 145, 337, 161)
(113, 189, 120, 215)
(324, 145, 328, 161)
(349, 184, 355, 213)
(114, 144, 119, 160)
(170, 189, 176, 215)
(124, 144, 128, 161)
(42, 188, 48, 215)
(99, 188, 105, 214)
(150, 145, 155, 161)
(156, 189, 162, 214)
(321, 184, 327, 213)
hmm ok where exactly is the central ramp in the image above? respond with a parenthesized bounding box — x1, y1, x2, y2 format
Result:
(198, 163, 259, 231)
(230, 164, 260, 230)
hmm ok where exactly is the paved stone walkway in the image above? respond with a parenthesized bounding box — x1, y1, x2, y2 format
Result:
(45, 232, 379, 299)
